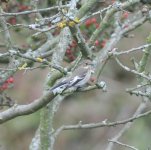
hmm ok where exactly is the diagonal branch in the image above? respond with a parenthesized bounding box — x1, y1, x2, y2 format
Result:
(0, 91, 56, 124)
(0, 82, 105, 124)
(108, 140, 139, 150)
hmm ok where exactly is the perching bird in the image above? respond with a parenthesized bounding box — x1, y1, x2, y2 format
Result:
(50, 59, 95, 94)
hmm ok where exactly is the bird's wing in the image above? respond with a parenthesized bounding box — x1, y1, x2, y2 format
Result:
(50, 80, 68, 91)
(68, 73, 87, 87)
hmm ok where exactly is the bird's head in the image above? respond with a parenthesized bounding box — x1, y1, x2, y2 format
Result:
(81, 59, 95, 74)
(81, 59, 95, 67)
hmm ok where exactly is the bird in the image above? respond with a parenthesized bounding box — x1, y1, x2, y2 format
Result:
(50, 59, 95, 95)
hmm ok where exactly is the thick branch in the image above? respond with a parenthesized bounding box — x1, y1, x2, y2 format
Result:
(0, 91, 55, 124)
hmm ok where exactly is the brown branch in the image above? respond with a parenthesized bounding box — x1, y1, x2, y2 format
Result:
(0, 82, 104, 124)
(52, 109, 151, 139)
(0, 91, 56, 124)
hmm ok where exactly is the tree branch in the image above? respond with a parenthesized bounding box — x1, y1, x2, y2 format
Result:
(52, 109, 151, 141)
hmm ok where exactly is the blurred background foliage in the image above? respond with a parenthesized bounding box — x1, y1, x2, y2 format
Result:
(0, 0, 151, 150)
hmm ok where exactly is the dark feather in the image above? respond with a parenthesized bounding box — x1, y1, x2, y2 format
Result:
(50, 80, 68, 91)
(68, 75, 85, 87)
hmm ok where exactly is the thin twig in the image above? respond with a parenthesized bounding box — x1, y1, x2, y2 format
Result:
(112, 43, 151, 56)
(0, 5, 70, 17)
(115, 57, 151, 81)
(52, 108, 151, 139)
(108, 140, 139, 150)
